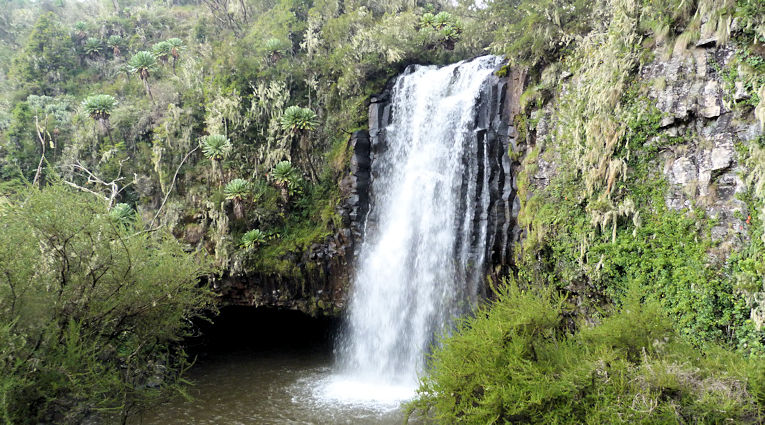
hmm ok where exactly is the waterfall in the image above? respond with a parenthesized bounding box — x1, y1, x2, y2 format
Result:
(323, 55, 503, 405)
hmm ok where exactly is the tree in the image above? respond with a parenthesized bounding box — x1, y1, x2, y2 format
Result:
(83, 37, 101, 58)
(152, 40, 172, 64)
(280, 105, 318, 134)
(81, 94, 117, 136)
(280, 106, 318, 178)
(483, 0, 593, 68)
(264, 38, 285, 63)
(419, 11, 462, 50)
(109, 202, 134, 225)
(106, 35, 122, 56)
(167, 37, 183, 74)
(72, 20, 87, 40)
(241, 229, 267, 249)
(224, 178, 249, 219)
(270, 160, 300, 204)
(0, 185, 215, 424)
(201, 134, 232, 182)
(10, 13, 76, 95)
(201, 0, 250, 36)
(127, 51, 157, 100)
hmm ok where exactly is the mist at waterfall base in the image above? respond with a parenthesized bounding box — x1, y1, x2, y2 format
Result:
(316, 55, 503, 409)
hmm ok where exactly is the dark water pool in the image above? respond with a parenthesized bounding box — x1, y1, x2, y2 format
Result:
(130, 307, 414, 425)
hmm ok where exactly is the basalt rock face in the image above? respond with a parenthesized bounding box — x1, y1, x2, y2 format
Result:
(526, 44, 761, 253)
(367, 60, 517, 288)
(519, 41, 763, 325)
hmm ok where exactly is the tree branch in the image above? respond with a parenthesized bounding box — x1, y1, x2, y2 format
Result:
(32, 116, 48, 187)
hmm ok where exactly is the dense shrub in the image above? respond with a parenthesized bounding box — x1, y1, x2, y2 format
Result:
(408, 283, 765, 424)
(0, 185, 215, 424)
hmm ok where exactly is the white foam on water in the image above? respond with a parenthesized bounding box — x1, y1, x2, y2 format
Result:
(315, 374, 416, 408)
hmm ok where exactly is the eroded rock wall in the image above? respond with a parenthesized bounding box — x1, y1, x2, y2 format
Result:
(647, 45, 761, 253)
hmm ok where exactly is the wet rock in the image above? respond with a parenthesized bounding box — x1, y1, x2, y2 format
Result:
(699, 80, 722, 118)
(710, 144, 734, 171)
(734, 81, 750, 101)
(671, 157, 697, 185)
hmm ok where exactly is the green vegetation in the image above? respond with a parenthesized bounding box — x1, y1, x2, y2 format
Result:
(109, 201, 135, 225)
(264, 38, 286, 63)
(419, 12, 463, 50)
(280, 105, 318, 133)
(0, 185, 214, 424)
(166, 38, 183, 73)
(271, 160, 301, 203)
(0, 0, 481, 304)
(409, 0, 765, 422)
(224, 178, 250, 219)
(83, 37, 102, 57)
(241, 228, 267, 248)
(201, 134, 233, 162)
(106, 35, 123, 56)
(127, 51, 157, 99)
(152, 41, 172, 64)
(0, 0, 762, 421)
(81, 94, 117, 134)
(408, 283, 765, 424)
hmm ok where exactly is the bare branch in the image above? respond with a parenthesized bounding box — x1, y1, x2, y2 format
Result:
(62, 180, 110, 202)
(32, 116, 48, 187)
(62, 160, 127, 208)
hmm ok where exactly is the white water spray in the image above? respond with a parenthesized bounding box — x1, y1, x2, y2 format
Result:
(320, 55, 502, 407)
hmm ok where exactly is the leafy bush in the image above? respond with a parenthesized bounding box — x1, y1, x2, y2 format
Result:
(264, 38, 286, 57)
(167, 37, 183, 54)
(419, 12, 462, 50)
(83, 37, 101, 56)
(408, 283, 764, 424)
(485, 0, 594, 67)
(152, 41, 172, 63)
(224, 178, 249, 200)
(241, 229, 267, 248)
(271, 160, 300, 189)
(224, 178, 249, 219)
(0, 185, 215, 424)
(109, 202, 134, 225)
(72, 21, 87, 39)
(106, 35, 122, 55)
(166, 37, 183, 70)
(10, 13, 77, 95)
(127, 51, 157, 78)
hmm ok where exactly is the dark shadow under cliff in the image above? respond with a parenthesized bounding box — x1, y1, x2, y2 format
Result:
(186, 306, 341, 359)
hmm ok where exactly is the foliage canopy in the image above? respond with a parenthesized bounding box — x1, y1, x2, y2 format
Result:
(0, 185, 215, 424)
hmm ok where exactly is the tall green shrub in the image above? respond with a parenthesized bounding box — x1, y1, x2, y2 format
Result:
(409, 283, 764, 424)
(0, 185, 215, 424)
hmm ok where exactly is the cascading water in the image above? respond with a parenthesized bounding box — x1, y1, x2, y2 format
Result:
(320, 55, 503, 406)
